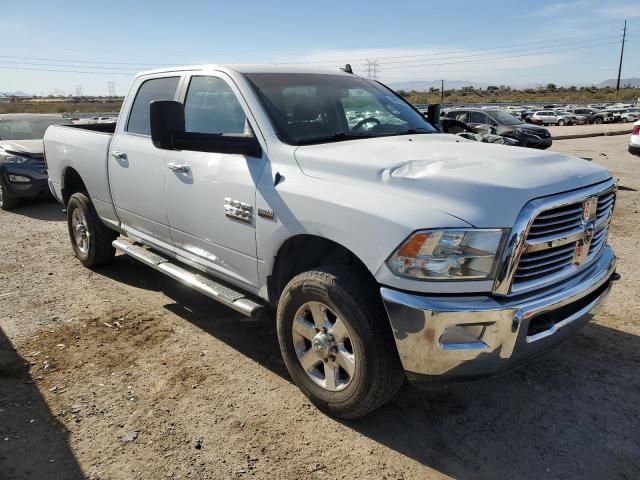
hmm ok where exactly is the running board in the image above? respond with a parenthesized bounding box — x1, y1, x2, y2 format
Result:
(112, 239, 265, 318)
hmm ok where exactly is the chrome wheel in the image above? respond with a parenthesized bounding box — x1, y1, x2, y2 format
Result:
(71, 208, 90, 254)
(292, 301, 356, 392)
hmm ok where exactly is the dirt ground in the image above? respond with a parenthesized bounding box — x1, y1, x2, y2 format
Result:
(1, 135, 639, 480)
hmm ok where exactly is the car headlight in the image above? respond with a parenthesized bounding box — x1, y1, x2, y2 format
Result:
(387, 229, 506, 280)
(0, 152, 29, 164)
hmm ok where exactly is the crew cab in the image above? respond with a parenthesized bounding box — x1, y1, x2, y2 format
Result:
(44, 65, 618, 418)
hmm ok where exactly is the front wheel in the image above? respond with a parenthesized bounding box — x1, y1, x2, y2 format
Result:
(67, 192, 117, 267)
(557, 119, 565, 126)
(622, 117, 628, 123)
(277, 265, 404, 419)
(0, 182, 19, 211)
(594, 117, 604, 124)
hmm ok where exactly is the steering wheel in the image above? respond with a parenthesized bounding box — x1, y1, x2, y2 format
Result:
(352, 117, 381, 131)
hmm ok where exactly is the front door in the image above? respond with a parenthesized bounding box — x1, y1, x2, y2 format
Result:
(166, 73, 267, 289)
(109, 75, 182, 248)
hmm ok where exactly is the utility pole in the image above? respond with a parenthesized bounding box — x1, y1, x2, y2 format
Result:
(75, 85, 83, 97)
(107, 81, 116, 99)
(616, 19, 627, 94)
(441, 79, 444, 102)
(365, 59, 379, 80)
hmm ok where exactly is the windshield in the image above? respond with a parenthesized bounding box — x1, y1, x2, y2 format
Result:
(488, 110, 523, 125)
(245, 73, 437, 145)
(0, 117, 70, 140)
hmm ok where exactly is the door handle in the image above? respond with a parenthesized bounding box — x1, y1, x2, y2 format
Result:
(168, 162, 190, 174)
(111, 151, 127, 160)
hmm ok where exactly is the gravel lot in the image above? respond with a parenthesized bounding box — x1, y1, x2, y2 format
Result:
(1, 135, 639, 480)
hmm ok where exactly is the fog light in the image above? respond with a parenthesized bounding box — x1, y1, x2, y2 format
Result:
(439, 324, 488, 350)
(8, 175, 30, 183)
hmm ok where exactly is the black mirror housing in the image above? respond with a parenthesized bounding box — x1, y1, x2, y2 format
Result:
(150, 100, 185, 149)
(149, 100, 262, 158)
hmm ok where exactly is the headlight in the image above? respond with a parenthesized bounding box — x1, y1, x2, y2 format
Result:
(0, 152, 29, 164)
(387, 229, 506, 280)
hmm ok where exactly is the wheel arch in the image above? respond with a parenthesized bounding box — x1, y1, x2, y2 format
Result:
(61, 167, 88, 206)
(267, 234, 377, 306)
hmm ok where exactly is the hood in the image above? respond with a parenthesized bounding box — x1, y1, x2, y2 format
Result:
(294, 134, 611, 228)
(516, 123, 547, 133)
(0, 139, 44, 156)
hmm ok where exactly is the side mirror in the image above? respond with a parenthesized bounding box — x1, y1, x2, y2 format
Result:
(426, 104, 441, 127)
(149, 100, 262, 158)
(150, 100, 185, 149)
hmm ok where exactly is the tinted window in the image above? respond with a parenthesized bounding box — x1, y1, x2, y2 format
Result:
(452, 111, 468, 122)
(245, 73, 436, 145)
(184, 76, 247, 134)
(127, 77, 180, 135)
(468, 111, 488, 123)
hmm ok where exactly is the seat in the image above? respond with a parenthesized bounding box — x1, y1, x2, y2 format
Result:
(288, 96, 330, 139)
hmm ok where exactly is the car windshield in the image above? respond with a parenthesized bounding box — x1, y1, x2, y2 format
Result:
(487, 110, 523, 125)
(244, 73, 437, 145)
(0, 117, 70, 140)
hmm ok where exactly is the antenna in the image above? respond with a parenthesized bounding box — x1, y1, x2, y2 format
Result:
(340, 64, 353, 74)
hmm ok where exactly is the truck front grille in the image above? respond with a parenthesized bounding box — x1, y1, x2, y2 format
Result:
(509, 187, 615, 294)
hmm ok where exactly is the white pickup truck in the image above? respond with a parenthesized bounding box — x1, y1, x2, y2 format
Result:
(44, 65, 618, 418)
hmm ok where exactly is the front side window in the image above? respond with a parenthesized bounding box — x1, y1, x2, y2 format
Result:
(468, 112, 488, 124)
(488, 110, 522, 125)
(245, 73, 436, 145)
(184, 76, 247, 135)
(127, 76, 180, 136)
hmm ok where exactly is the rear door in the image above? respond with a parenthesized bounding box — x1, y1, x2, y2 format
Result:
(109, 75, 182, 248)
(165, 73, 267, 289)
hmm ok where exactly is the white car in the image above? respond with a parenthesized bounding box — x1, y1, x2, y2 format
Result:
(530, 110, 573, 126)
(630, 120, 640, 156)
(43, 65, 618, 418)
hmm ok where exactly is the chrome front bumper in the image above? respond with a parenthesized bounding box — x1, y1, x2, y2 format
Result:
(381, 246, 616, 380)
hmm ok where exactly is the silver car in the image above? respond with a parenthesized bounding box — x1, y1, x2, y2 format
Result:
(530, 110, 573, 126)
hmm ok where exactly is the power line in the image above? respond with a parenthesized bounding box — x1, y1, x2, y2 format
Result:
(0, 66, 136, 75)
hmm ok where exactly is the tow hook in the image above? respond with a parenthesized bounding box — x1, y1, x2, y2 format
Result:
(610, 271, 621, 282)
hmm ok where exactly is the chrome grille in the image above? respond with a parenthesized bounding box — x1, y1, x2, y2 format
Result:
(494, 180, 617, 296)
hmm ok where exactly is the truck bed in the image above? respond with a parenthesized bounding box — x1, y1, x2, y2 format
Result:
(44, 124, 119, 227)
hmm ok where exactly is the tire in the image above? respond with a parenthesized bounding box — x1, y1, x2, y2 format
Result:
(622, 117, 628, 123)
(0, 182, 19, 211)
(557, 119, 565, 126)
(276, 265, 404, 419)
(66, 192, 117, 267)
(594, 117, 604, 125)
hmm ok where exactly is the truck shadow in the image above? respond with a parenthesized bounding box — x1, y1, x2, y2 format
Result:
(98, 254, 640, 480)
(0, 326, 85, 479)
(1, 198, 65, 222)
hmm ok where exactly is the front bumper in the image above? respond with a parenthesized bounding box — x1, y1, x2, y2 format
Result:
(381, 246, 616, 381)
(1, 165, 50, 199)
(518, 132, 552, 149)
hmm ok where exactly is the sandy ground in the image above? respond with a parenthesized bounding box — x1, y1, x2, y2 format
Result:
(1, 135, 639, 480)
(547, 122, 634, 138)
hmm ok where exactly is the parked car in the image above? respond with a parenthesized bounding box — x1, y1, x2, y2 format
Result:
(44, 65, 617, 418)
(609, 109, 639, 123)
(440, 118, 519, 145)
(557, 110, 583, 124)
(530, 110, 574, 126)
(567, 108, 612, 125)
(0, 113, 71, 210)
(630, 120, 640, 156)
(445, 108, 552, 148)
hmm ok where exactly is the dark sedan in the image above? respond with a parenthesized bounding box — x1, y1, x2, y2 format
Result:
(445, 108, 552, 149)
(0, 114, 71, 210)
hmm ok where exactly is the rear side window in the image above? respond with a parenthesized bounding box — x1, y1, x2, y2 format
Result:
(127, 76, 180, 135)
(184, 76, 247, 134)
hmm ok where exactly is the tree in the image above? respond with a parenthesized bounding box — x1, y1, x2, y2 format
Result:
(546, 83, 557, 91)
(487, 85, 499, 92)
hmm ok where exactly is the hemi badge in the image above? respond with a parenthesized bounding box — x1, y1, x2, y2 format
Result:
(258, 208, 274, 220)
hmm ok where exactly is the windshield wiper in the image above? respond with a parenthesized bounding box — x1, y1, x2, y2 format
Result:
(296, 132, 376, 145)
(394, 127, 434, 135)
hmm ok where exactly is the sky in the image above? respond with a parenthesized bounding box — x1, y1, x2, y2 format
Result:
(0, 0, 638, 95)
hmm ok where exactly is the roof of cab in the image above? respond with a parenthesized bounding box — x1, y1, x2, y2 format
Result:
(136, 64, 353, 76)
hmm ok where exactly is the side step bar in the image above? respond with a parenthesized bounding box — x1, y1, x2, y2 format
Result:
(113, 239, 265, 318)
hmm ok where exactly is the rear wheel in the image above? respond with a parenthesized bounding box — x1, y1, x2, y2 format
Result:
(277, 265, 404, 419)
(594, 117, 604, 124)
(0, 182, 19, 211)
(67, 192, 117, 267)
(557, 119, 566, 126)
(622, 117, 628, 123)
